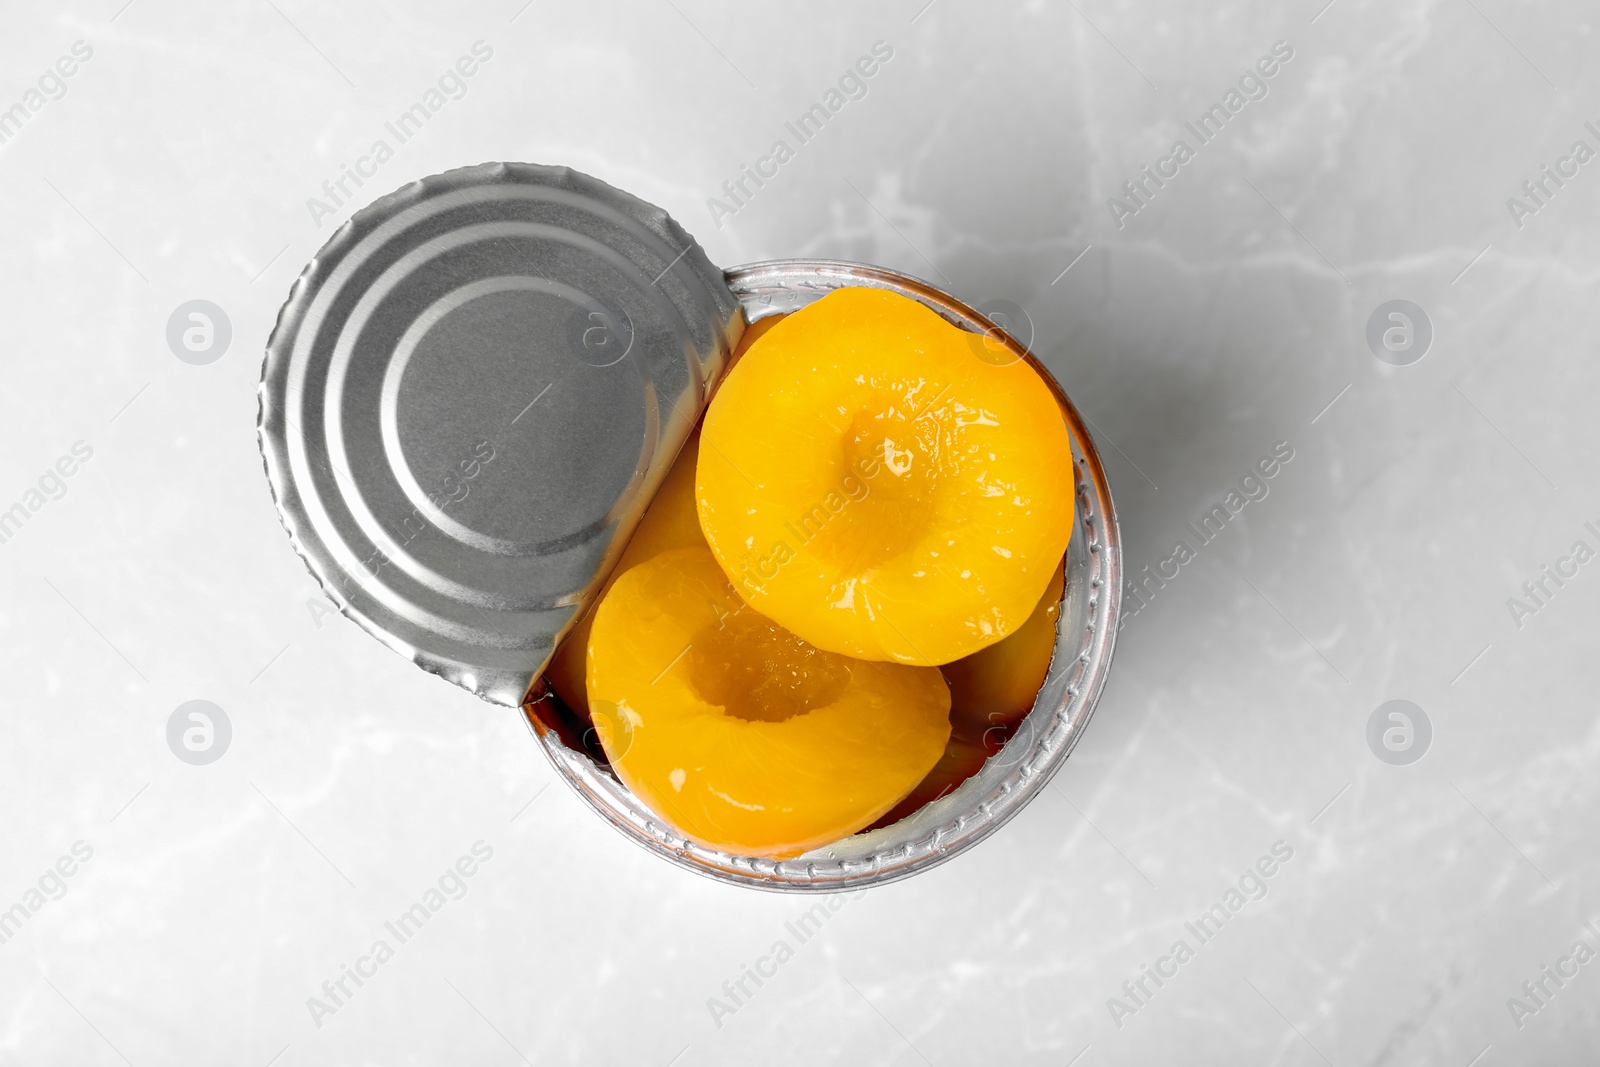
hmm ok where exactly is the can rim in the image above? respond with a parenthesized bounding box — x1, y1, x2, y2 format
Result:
(522, 258, 1124, 891)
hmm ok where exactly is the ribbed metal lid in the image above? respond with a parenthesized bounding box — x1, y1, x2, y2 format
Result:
(259, 162, 741, 707)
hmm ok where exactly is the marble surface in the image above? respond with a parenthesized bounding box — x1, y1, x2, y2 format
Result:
(2, 0, 1598, 1063)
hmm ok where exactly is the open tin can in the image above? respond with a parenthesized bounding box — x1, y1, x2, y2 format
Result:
(260, 163, 1122, 892)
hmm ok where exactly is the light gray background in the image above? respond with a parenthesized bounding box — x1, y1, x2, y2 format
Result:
(2, 0, 1597, 1063)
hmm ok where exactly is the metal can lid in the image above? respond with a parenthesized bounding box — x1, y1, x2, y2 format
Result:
(259, 162, 741, 707)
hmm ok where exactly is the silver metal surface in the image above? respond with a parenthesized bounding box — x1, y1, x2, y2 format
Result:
(525, 259, 1123, 891)
(258, 162, 742, 707)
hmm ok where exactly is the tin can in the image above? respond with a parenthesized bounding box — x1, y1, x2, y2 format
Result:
(524, 260, 1122, 891)
(260, 165, 1122, 891)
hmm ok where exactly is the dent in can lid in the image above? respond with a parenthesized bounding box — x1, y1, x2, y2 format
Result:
(259, 162, 742, 707)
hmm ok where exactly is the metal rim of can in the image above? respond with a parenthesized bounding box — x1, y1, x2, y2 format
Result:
(523, 259, 1124, 892)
